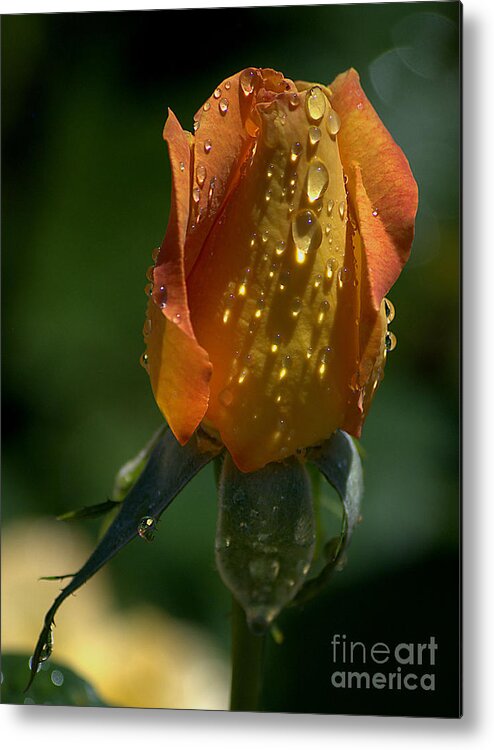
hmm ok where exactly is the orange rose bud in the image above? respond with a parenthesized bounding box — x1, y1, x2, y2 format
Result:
(143, 68, 418, 472)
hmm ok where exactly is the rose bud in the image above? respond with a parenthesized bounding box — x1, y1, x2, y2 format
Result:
(144, 67, 418, 472)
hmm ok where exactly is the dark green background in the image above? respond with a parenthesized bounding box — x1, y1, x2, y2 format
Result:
(2, 2, 460, 716)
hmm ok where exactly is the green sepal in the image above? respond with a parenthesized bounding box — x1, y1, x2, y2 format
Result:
(292, 430, 363, 606)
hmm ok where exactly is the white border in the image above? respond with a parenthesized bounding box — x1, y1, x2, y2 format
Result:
(3, 0, 493, 748)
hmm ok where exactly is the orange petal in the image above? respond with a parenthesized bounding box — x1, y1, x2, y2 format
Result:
(330, 68, 418, 308)
(184, 68, 296, 276)
(148, 109, 212, 443)
(145, 299, 212, 444)
(186, 84, 352, 472)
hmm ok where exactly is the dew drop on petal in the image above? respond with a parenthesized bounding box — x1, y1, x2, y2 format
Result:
(308, 126, 321, 146)
(213, 87, 221, 99)
(179, 161, 185, 172)
(291, 209, 322, 261)
(240, 68, 256, 95)
(225, 80, 231, 90)
(385, 331, 397, 352)
(204, 139, 212, 154)
(203, 101, 211, 112)
(326, 109, 341, 136)
(384, 298, 395, 323)
(290, 141, 303, 162)
(275, 240, 286, 256)
(291, 297, 302, 317)
(327, 199, 334, 216)
(219, 98, 229, 114)
(338, 200, 346, 220)
(318, 299, 330, 324)
(289, 92, 300, 109)
(305, 86, 326, 122)
(306, 160, 329, 202)
(192, 186, 201, 203)
(193, 119, 200, 133)
(196, 164, 206, 186)
(325, 258, 336, 280)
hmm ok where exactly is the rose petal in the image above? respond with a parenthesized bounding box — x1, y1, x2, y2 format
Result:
(148, 110, 212, 443)
(330, 68, 418, 309)
(186, 85, 352, 471)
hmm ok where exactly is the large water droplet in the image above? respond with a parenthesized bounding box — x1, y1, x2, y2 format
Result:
(213, 87, 221, 99)
(305, 86, 326, 122)
(240, 68, 256, 95)
(326, 109, 341, 136)
(219, 98, 229, 114)
(192, 186, 200, 203)
(384, 298, 395, 323)
(291, 209, 322, 261)
(306, 160, 329, 203)
(203, 101, 211, 112)
(338, 200, 346, 220)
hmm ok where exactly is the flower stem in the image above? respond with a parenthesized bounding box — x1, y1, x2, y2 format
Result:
(229, 597, 266, 711)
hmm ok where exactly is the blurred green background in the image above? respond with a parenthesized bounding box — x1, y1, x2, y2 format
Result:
(2, 2, 460, 715)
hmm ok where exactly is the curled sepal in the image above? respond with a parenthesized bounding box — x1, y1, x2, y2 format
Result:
(26, 427, 222, 691)
(293, 430, 363, 606)
(215, 454, 315, 634)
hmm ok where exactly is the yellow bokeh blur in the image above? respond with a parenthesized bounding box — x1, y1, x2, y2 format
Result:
(1, 518, 229, 709)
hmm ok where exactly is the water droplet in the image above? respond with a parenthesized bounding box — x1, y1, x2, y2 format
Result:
(271, 333, 281, 353)
(51, 669, 64, 687)
(225, 80, 231, 90)
(238, 367, 249, 384)
(356, 101, 363, 111)
(318, 299, 330, 324)
(219, 98, 229, 114)
(179, 161, 185, 172)
(156, 284, 168, 308)
(279, 269, 290, 291)
(289, 92, 300, 109)
(208, 176, 216, 203)
(372, 208, 379, 217)
(240, 68, 256, 95)
(313, 273, 322, 289)
(261, 229, 270, 244)
(193, 119, 200, 133)
(327, 199, 334, 216)
(140, 352, 149, 369)
(305, 86, 326, 122)
(291, 297, 302, 317)
(318, 346, 331, 376)
(307, 160, 329, 203)
(138, 516, 157, 541)
(196, 164, 206, 186)
(338, 200, 346, 220)
(306, 346, 313, 360)
(308, 126, 321, 146)
(291, 209, 322, 262)
(326, 109, 341, 136)
(385, 331, 397, 352)
(290, 141, 303, 162)
(266, 164, 275, 179)
(192, 186, 200, 203)
(265, 188, 272, 203)
(213, 87, 221, 99)
(204, 139, 212, 154)
(203, 101, 211, 112)
(279, 355, 291, 380)
(275, 240, 286, 256)
(325, 258, 336, 280)
(384, 298, 395, 323)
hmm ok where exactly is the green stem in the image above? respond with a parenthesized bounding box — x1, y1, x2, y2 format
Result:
(229, 597, 266, 711)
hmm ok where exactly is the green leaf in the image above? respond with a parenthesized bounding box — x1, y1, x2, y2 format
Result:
(26, 427, 222, 690)
(292, 430, 364, 606)
(1, 653, 107, 707)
